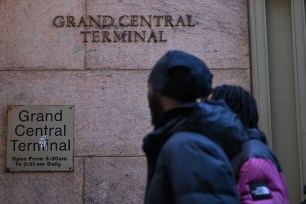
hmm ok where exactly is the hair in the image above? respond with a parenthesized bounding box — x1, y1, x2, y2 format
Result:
(210, 85, 259, 128)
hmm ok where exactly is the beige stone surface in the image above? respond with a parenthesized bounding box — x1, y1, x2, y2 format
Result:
(86, 0, 249, 69)
(0, 0, 248, 70)
(0, 0, 250, 204)
(0, 70, 151, 157)
(212, 69, 251, 91)
(85, 157, 146, 204)
(0, 157, 83, 204)
(0, 69, 250, 157)
(0, 0, 85, 70)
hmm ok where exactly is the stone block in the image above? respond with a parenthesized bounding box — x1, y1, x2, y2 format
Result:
(212, 69, 251, 91)
(0, 0, 248, 70)
(85, 0, 249, 69)
(0, 0, 85, 70)
(0, 157, 83, 204)
(85, 157, 146, 204)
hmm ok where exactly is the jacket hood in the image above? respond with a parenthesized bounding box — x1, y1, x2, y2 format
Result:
(246, 128, 268, 144)
(143, 100, 246, 160)
(231, 128, 282, 178)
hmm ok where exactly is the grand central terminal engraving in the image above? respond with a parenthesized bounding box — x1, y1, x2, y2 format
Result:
(53, 15, 197, 43)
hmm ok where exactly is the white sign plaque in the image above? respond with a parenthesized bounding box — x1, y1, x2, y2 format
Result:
(6, 105, 74, 172)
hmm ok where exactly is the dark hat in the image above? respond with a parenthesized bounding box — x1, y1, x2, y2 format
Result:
(148, 50, 213, 101)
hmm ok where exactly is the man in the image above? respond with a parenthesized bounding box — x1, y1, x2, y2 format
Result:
(142, 50, 246, 203)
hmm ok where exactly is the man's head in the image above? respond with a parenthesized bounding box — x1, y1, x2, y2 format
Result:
(147, 50, 213, 126)
(210, 85, 259, 129)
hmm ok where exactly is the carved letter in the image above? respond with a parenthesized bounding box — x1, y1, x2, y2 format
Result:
(187, 15, 196, 26)
(66, 15, 76, 27)
(175, 15, 186, 26)
(130, 15, 138, 26)
(159, 31, 167, 42)
(165, 15, 174, 27)
(134, 31, 146, 42)
(119, 15, 129, 27)
(53, 16, 65, 27)
(147, 31, 158, 43)
(80, 31, 91, 42)
(89, 15, 101, 27)
(77, 16, 88, 27)
(127, 31, 133, 42)
(103, 16, 115, 27)
(113, 31, 127, 42)
(92, 31, 100, 42)
(153, 16, 163, 26)
(102, 31, 112, 42)
(140, 15, 152, 27)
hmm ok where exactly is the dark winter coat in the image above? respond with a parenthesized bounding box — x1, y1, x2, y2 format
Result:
(231, 128, 289, 203)
(142, 101, 246, 204)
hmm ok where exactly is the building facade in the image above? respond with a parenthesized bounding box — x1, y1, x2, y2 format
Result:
(0, 0, 304, 203)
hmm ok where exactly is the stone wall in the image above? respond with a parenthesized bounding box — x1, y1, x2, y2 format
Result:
(0, 0, 249, 203)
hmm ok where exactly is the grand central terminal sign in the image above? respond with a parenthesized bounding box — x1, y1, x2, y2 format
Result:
(6, 106, 74, 172)
(53, 14, 197, 43)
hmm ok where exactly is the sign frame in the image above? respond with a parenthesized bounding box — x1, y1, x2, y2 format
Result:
(6, 105, 74, 172)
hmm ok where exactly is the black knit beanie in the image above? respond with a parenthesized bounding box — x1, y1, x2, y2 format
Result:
(148, 50, 213, 102)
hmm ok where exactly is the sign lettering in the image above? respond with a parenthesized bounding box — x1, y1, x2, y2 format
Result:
(52, 14, 197, 43)
(6, 106, 74, 172)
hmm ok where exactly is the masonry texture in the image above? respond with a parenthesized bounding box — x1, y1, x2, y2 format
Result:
(0, 0, 249, 203)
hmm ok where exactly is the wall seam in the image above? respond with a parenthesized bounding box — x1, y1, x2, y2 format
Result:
(84, 0, 88, 70)
(82, 157, 86, 204)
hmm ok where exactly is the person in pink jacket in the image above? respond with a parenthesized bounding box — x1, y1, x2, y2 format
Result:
(210, 85, 289, 204)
